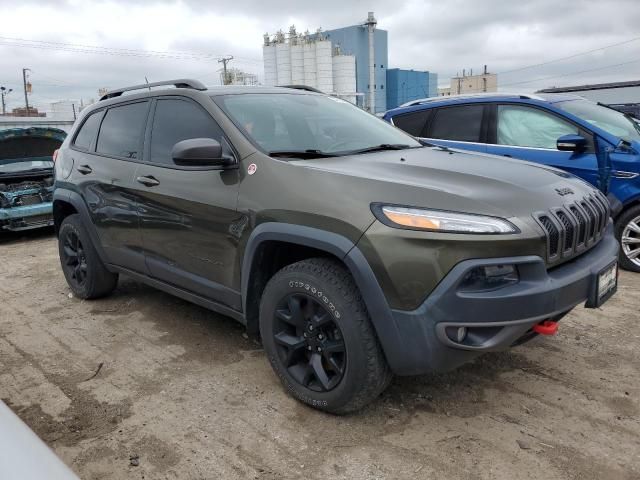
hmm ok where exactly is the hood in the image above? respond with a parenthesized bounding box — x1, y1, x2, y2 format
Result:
(293, 146, 597, 219)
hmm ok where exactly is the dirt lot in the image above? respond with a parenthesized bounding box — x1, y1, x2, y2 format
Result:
(0, 229, 639, 480)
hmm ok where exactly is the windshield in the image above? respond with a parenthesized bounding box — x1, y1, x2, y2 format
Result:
(213, 93, 421, 155)
(557, 99, 640, 142)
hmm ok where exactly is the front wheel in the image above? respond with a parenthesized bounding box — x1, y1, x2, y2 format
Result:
(616, 205, 640, 273)
(259, 258, 392, 414)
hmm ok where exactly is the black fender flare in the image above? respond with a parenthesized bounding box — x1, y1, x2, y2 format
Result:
(52, 188, 110, 265)
(241, 222, 407, 372)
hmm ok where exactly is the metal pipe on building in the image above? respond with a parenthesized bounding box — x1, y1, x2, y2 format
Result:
(364, 12, 376, 113)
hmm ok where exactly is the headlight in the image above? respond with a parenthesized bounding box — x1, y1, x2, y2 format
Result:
(372, 205, 518, 234)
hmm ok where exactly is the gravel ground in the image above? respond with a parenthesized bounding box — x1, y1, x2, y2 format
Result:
(0, 228, 639, 480)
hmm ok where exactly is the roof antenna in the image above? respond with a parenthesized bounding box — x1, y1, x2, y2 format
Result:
(145, 76, 151, 91)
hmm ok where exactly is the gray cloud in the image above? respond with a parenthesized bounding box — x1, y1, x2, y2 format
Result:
(1, 0, 639, 113)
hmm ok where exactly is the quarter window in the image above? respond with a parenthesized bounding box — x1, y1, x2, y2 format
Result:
(96, 101, 149, 159)
(73, 111, 102, 150)
(150, 99, 224, 165)
(497, 105, 578, 149)
(429, 105, 484, 142)
(392, 110, 429, 137)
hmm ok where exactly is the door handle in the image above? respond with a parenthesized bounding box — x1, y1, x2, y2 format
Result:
(136, 175, 160, 187)
(502, 154, 512, 158)
(76, 165, 92, 175)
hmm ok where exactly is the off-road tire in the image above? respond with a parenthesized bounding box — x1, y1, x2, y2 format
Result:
(615, 204, 640, 273)
(259, 257, 392, 414)
(58, 214, 118, 299)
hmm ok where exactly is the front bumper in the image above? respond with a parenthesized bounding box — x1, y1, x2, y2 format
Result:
(0, 202, 54, 231)
(384, 223, 619, 375)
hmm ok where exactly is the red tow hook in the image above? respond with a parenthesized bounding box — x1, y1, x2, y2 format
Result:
(533, 320, 559, 336)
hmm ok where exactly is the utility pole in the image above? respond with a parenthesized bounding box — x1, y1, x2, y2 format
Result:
(364, 12, 377, 113)
(218, 56, 234, 85)
(22, 68, 31, 116)
(0, 86, 12, 115)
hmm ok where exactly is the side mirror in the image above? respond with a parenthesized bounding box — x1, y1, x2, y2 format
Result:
(557, 134, 587, 152)
(172, 138, 231, 167)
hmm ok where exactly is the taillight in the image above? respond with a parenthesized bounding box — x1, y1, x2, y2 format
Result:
(53, 149, 59, 163)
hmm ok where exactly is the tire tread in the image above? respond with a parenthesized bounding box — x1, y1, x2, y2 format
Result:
(264, 257, 392, 414)
(59, 214, 118, 299)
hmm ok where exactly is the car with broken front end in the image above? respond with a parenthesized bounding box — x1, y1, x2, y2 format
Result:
(0, 127, 66, 232)
(53, 80, 618, 413)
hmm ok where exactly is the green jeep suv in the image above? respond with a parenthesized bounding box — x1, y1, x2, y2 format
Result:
(53, 80, 619, 413)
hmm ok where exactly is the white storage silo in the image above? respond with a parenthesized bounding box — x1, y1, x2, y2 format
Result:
(332, 54, 357, 104)
(262, 43, 278, 87)
(290, 41, 305, 85)
(315, 39, 333, 93)
(303, 41, 317, 89)
(276, 41, 291, 85)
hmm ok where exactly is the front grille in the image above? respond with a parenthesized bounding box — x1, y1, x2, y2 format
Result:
(569, 205, 587, 246)
(535, 191, 610, 263)
(555, 210, 575, 254)
(539, 215, 560, 257)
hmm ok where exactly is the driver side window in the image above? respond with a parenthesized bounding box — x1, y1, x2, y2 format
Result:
(150, 98, 225, 165)
(497, 105, 578, 149)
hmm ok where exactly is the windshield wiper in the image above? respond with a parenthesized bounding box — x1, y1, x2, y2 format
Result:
(268, 149, 339, 159)
(341, 144, 415, 155)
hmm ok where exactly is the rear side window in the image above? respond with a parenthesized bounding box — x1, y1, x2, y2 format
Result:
(73, 111, 102, 150)
(97, 102, 149, 159)
(392, 110, 429, 136)
(429, 105, 484, 142)
(149, 99, 224, 165)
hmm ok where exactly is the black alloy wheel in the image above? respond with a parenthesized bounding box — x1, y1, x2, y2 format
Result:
(62, 229, 88, 287)
(273, 293, 346, 392)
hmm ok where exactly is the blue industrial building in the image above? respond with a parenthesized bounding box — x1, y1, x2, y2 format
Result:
(386, 69, 438, 110)
(321, 25, 388, 114)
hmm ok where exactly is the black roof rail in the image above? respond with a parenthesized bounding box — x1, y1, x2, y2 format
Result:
(281, 85, 323, 94)
(99, 79, 207, 101)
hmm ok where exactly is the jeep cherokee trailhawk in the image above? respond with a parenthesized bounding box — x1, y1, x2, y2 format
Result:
(53, 80, 619, 413)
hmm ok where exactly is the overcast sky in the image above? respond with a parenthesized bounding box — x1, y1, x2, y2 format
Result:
(1, 0, 639, 112)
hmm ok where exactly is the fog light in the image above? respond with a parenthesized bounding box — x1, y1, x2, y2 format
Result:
(459, 265, 519, 292)
(456, 327, 467, 343)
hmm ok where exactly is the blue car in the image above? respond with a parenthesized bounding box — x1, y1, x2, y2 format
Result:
(383, 93, 640, 272)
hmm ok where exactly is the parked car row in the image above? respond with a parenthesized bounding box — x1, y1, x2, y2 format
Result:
(51, 80, 618, 413)
(383, 93, 640, 271)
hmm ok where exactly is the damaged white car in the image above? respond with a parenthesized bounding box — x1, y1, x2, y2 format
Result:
(0, 127, 65, 231)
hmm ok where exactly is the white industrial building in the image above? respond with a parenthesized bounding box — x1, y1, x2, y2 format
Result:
(49, 100, 79, 120)
(224, 68, 259, 86)
(263, 26, 357, 104)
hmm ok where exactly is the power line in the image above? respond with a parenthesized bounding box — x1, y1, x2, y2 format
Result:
(499, 35, 640, 75)
(438, 34, 640, 82)
(0, 36, 263, 64)
(500, 58, 640, 87)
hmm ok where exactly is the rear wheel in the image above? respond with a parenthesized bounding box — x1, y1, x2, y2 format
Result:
(58, 214, 118, 299)
(616, 205, 640, 272)
(259, 258, 392, 414)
